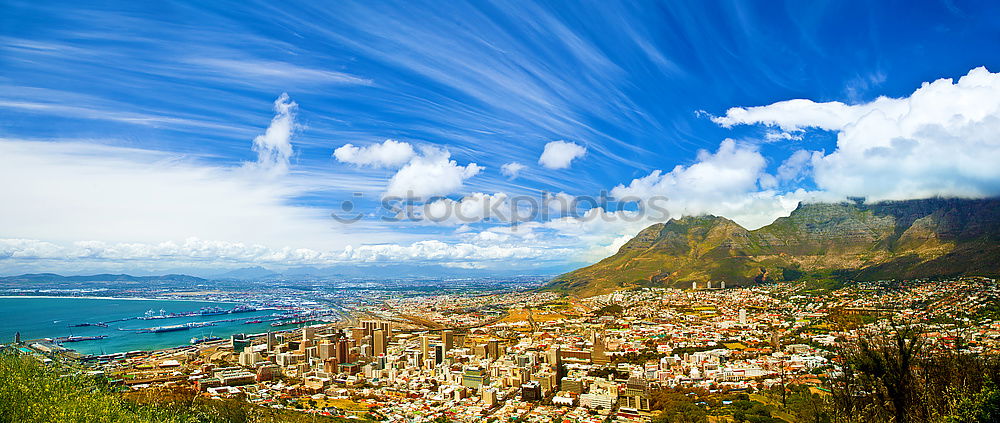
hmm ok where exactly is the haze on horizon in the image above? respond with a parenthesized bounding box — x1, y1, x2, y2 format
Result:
(2, 0, 1000, 276)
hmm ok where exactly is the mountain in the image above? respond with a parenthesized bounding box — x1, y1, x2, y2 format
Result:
(212, 266, 280, 280)
(0, 273, 207, 284)
(547, 197, 1000, 297)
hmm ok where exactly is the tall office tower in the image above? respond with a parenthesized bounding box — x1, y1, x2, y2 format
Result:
(334, 337, 350, 365)
(363, 320, 390, 351)
(592, 331, 610, 366)
(318, 341, 335, 360)
(442, 330, 454, 354)
(231, 334, 251, 353)
(362, 320, 391, 336)
(266, 332, 276, 351)
(372, 329, 386, 356)
(739, 308, 747, 325)
(486, 339, 500, 360)
(420, 334, 432, 360)
(692, 281, 697, 290)
(721, 280, 726, 289)
(434, 344, 444, 365)
(302, 326, 316, 341)
(349, 327, 367, 343)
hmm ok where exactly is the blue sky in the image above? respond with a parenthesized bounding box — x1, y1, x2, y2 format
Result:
(2, 0, 1000, 276)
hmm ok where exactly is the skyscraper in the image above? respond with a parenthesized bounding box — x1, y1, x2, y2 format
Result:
(372, 329, 386, 356)
(442, 330, 454, 354)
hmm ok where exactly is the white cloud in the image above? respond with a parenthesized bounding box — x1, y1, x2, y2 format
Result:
(0, 139, 343, 250)
(384, 148, 482, 199)
(183, 57, 373, 87)
(538, 140, 586, 169)
(610, 139, 800, 229)
(500, 162, 526, 179)
(764, 130, 803, 142)
(776, 149, 814, 183)
(333, 139, 417, 168)
(711, 97, 899, 132)
(715, 66, 1000, 201)
(421, 192, 509, 224)
(247, 93, 297, 175)
(0, 237, 567, 267)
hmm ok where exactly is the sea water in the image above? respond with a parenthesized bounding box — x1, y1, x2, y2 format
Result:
(0, 297, 288, 355)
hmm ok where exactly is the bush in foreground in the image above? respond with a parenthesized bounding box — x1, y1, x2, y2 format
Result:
(0, 352, 346, 423)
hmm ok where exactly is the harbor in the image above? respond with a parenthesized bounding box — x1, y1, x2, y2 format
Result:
(0, 297, 334, 355)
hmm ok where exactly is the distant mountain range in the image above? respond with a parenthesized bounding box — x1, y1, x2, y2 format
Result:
(0, 263, 572, 285)
(546, 197, 1000, 297)
(0, 273, 207, 284)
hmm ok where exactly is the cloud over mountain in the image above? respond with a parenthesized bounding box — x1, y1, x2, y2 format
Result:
(715, 66, 1000, 202)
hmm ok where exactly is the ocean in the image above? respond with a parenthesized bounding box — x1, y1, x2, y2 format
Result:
(0, 297, 291, 355)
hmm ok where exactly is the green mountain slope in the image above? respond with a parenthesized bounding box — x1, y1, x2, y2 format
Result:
(547, 198, 1000, 296)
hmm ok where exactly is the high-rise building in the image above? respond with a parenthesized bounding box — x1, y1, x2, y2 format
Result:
(231, 334, 251, 353)
(239, 350, 261, 367)
(442, 330, 454, 354)
(434, 344, 444, 365)
(462, 366, 489, 389)
(739, 308, 747, 325)
(318, 342, 335, 360)
(266, 332, 276, 351)
(521, 381, 542, 401)
(591, 332, 610, 365)
(372, 329, 386, 356)
(486, 339, 500, 360)
(363, 321, 390, 355)
(420, 334, 431, 360)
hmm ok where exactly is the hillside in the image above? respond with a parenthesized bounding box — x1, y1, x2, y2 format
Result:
(547, 198, 1000, 296)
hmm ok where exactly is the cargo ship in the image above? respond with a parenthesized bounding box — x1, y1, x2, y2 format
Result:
(190, 335, 222, 344)
(139, 322, 215, 333)
(68, 322, 109, 328)
(55, 335, 107, 343)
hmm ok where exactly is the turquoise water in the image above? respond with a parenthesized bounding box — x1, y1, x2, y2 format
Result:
(0, 297, 288, 355)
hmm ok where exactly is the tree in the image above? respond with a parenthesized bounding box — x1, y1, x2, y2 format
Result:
(833, 321, 922, 423)
(831, 320, 1000, 423)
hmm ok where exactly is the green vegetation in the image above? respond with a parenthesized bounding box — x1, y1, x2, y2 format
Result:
(0, 352, 347, 423)
(832, 321, 1000, 423)
(592, 304, 623, 316)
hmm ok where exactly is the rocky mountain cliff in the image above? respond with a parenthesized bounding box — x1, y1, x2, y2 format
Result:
(547, 198, 1000, 296)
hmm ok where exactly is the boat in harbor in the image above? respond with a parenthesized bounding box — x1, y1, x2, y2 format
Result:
(270, 319, 312, 327)
(139, 321, 216, 333)
(68, 322, 109, 328)
(190, 335, 222, 344)
(55, 335, 108, 343)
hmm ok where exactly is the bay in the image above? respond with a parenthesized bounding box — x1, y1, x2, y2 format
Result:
(0, 297, 286, 355)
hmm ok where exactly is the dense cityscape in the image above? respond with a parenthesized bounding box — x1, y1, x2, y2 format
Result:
(5, 276, 998, 422)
